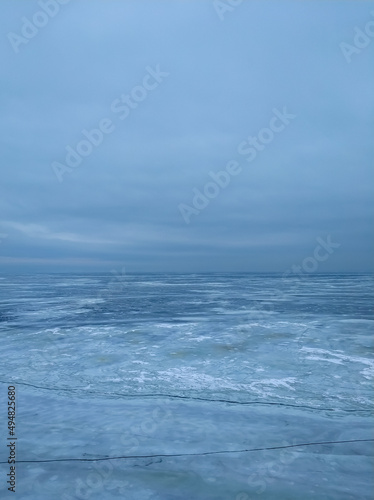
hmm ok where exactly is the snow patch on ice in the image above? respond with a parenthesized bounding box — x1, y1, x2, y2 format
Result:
(301, 347, 374, 377)
(306, 355, 343, 365)
(249, 377, 298, 395)
(190, 335, 212, 343)
(157, 367, 240, 391)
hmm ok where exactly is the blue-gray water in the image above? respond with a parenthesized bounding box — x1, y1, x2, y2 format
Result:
(0, 273, 373, 499)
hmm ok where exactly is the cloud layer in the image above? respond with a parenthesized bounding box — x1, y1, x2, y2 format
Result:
(0, 0, 373, 272)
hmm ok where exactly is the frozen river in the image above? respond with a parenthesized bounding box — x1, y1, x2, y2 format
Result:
(0, 273, 373, 499)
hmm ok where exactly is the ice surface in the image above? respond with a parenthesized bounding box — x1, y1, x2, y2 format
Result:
(0, 273, 373, 499)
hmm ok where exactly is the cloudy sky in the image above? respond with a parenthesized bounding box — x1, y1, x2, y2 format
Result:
(0, 0, 373, 273)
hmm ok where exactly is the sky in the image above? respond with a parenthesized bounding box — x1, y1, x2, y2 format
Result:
(0, 0, 373, 273)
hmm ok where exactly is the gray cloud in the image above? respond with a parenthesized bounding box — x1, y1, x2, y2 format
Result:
(0, 0, 373, 272)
